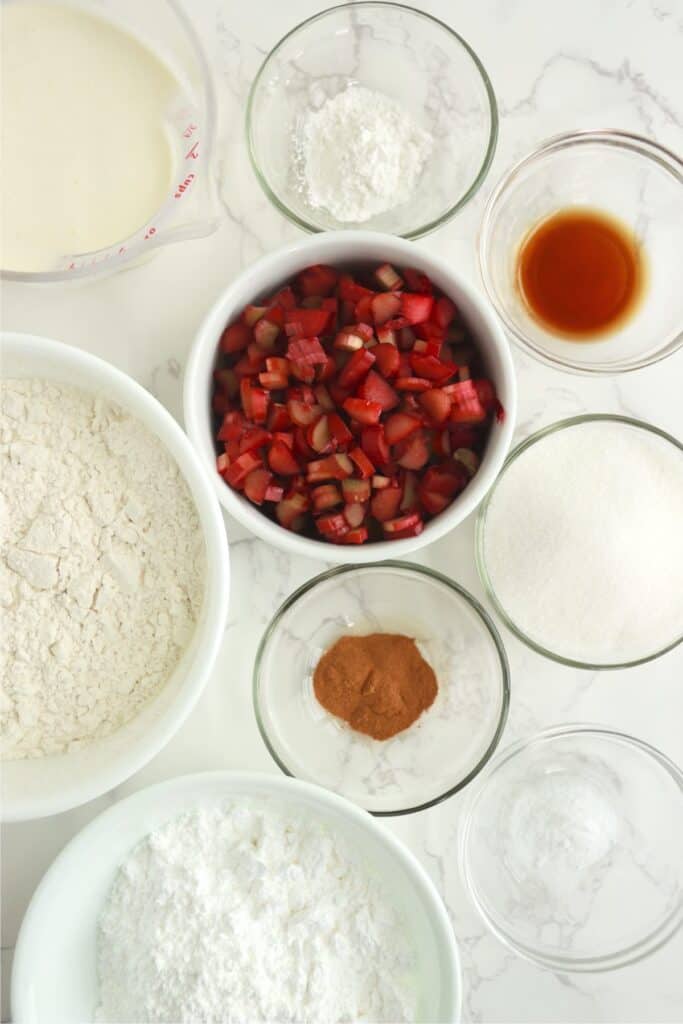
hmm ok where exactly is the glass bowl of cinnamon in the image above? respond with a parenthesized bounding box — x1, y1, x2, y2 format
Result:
(253, 561, 510, 815)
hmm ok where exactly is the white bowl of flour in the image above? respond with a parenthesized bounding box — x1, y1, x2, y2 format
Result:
(1, 334, 229, 821)
(12, 771, 461, 1023)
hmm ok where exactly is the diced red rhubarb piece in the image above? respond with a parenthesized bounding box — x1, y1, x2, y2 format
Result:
(342, 478, 371, 504)
(316, 355, 337, 382)
(287, 384, 316, 404)
(349, 446, 375, 478)
(264, 483, 284, 503)
(382, 512, 423, 535)
(410, 353, 456, 382)
(334, 329, 365, 352)
(472, 379, 498, 411)
(328, 412, 353, 447)
(244, 467, 273, 505)
(306, 453, 354, 483)
(400, 470, 419, 512)
(449, 424, 479, 449)
(374, 263, 404, 291)
(397, 326, 416, 350)
(284, 308, 331, 336)
(308, 414, 333, 454)
(224, 439, 240, 462)
(267, 403, 291, 431)
(354, 294, 375, 324)
(259, 371, 288, 390)
(374, 343, 401, 379)
(433, 428, 452, 456)
(219, 322, 251, 354)
(224, 450, 263, 489)
(394, 429, 431, 470)
(371, 486, 402, 522)
(217, 411, 244, 442)
(343, 501, 367, 528)
(240, 379, 269, 423)
(239, 427, 271, 454)
(403, 268, 433, 293)
(287, 336, 327, 366)
(253, 317, 280, 350)
(343, 397, 382, 425)
(357, 370, 399, 411)
(400, 293, 435, 325)
(246, 343, 267, 369)
(376, 326, 397, 347)
(414, 321, 447, 343)
(286, 399, 322, 427)
(421, 463, 467, 497)
(434, 296, 457, 328)
(418, 388, 452, 425)
(243, 304, 267, 327)
(372, 475, 392, 489)
(361, 425, 390, 466)
(338, 274, 374, 302)
(297, 264, 338, 297)
(216, 452, 230, 476)
(371, 292, 402, 326)
(311, 483, 343, 512)
(339, 526, 369, 545)
(447, 380, 488, 423)
(384, 412, 422, 445)
(394, 376, 431, 392)
(420, 489, 450, 515)
(276, 492, 310, 529)
(452, 447, 480, 476)
(232, 356, 259, 379)
(337, 348, 375, 389)
(272, 431, 294, 449)
(269, 285, 296, 310)
(268, 441, 301, 476)
(289, 360, 316, 384)
(214, 368, 239, 398)
(293, 426, 316, 460)
(316, 512, 349, 540)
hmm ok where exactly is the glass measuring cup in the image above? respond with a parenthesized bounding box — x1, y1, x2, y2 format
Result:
(1, 0, 224, 283)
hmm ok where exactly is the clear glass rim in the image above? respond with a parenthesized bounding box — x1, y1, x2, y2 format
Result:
(478, 128, 683, 374)
(460, 723, 683, 973)
(252, 560, 511, 817)
(245, 1, 499, 240)
(475, 413, 683, 669)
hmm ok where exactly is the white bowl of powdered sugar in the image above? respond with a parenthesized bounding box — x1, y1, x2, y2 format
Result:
(12, 771, 461, 1022)
(0, 333, 229, 821)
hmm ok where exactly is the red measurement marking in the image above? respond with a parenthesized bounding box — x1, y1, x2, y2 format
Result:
(144, 227, 157, 240)
(183, 123, 198, 139)
(118, 246, 127, 255)
(185, 141, 199, 160)
(174, 172, 196, 199)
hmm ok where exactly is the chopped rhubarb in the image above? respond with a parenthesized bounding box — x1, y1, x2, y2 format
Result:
(374, 343, 401, 378)
(337, 348, 375, 389)
(268, 441, 300, 476)
(349, 446, 375, 478)
(384, 412, 422, 445)
(357, 370, 399, 412)
(400, 293, 434, 325)
(374, 263, 404, 291)
(343, 397, 383, 425)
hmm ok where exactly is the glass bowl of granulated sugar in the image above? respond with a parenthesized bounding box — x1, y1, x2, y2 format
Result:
(476, 414, 683, 668)
(246, 3, 497, 238)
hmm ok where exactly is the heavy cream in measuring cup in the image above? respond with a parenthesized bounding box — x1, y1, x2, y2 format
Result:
(0, 4, 178, 273)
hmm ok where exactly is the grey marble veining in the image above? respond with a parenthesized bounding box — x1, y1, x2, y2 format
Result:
(1, 1, 682, 1022)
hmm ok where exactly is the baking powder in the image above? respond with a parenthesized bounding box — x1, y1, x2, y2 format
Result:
(0, 379, 205, 758)
(96, 800, 417, 1023)
(297, 85, 433, 223)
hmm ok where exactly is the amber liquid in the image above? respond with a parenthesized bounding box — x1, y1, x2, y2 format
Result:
(516, 208, 645, 340)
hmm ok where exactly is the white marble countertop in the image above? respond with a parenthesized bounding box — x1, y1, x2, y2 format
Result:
(2, 1, 682, 1021)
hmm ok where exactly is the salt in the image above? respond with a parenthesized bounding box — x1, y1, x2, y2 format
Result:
(482, 420, 683, 663)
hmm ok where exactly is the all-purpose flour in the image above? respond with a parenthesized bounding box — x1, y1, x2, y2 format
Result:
(96, 801, 417, 1023)
(0, 379, 205, 758)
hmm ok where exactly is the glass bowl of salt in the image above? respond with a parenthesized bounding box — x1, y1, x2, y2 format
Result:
(246, 2, 498, 238)
(460, 724, 683, 972)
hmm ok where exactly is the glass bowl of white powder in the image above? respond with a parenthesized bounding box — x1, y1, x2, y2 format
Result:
(476, 414, 683, 669)
(460, 725, 683, 972)
(246, 3, 498, 237)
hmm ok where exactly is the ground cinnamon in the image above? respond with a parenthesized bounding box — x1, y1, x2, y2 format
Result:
(312, 633, 438, 741)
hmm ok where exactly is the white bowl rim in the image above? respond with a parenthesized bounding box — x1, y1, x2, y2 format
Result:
(1, 333, 231, 821)
(184, 229, 516, 562)
(12, 769, 463, 1022)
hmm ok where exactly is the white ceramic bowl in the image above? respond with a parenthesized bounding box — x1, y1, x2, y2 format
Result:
(184, 231, 516, 561)
(12, 770, 462, 1022)
(1, 334, 230, 821)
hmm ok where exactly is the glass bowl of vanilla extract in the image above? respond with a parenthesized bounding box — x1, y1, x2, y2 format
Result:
(479, 129, 683, 374)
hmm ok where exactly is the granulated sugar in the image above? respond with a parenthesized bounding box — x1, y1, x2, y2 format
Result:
(482, 419, 683, 663)
(296, 85, 432, 223)
(96, 801, 417, 1023)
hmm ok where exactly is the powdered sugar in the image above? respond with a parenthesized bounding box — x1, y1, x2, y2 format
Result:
(96, 800, 417, 1023)
(296, 85, 432, 223)
(0, 379, 205, 758)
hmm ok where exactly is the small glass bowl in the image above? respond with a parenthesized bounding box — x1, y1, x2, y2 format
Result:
(246, 2, 498, 238)
(460, 725, 683, 972)
(253, 562, 510, 816)
(479, 130, 683, 373)
(476, 414, 683, 669)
